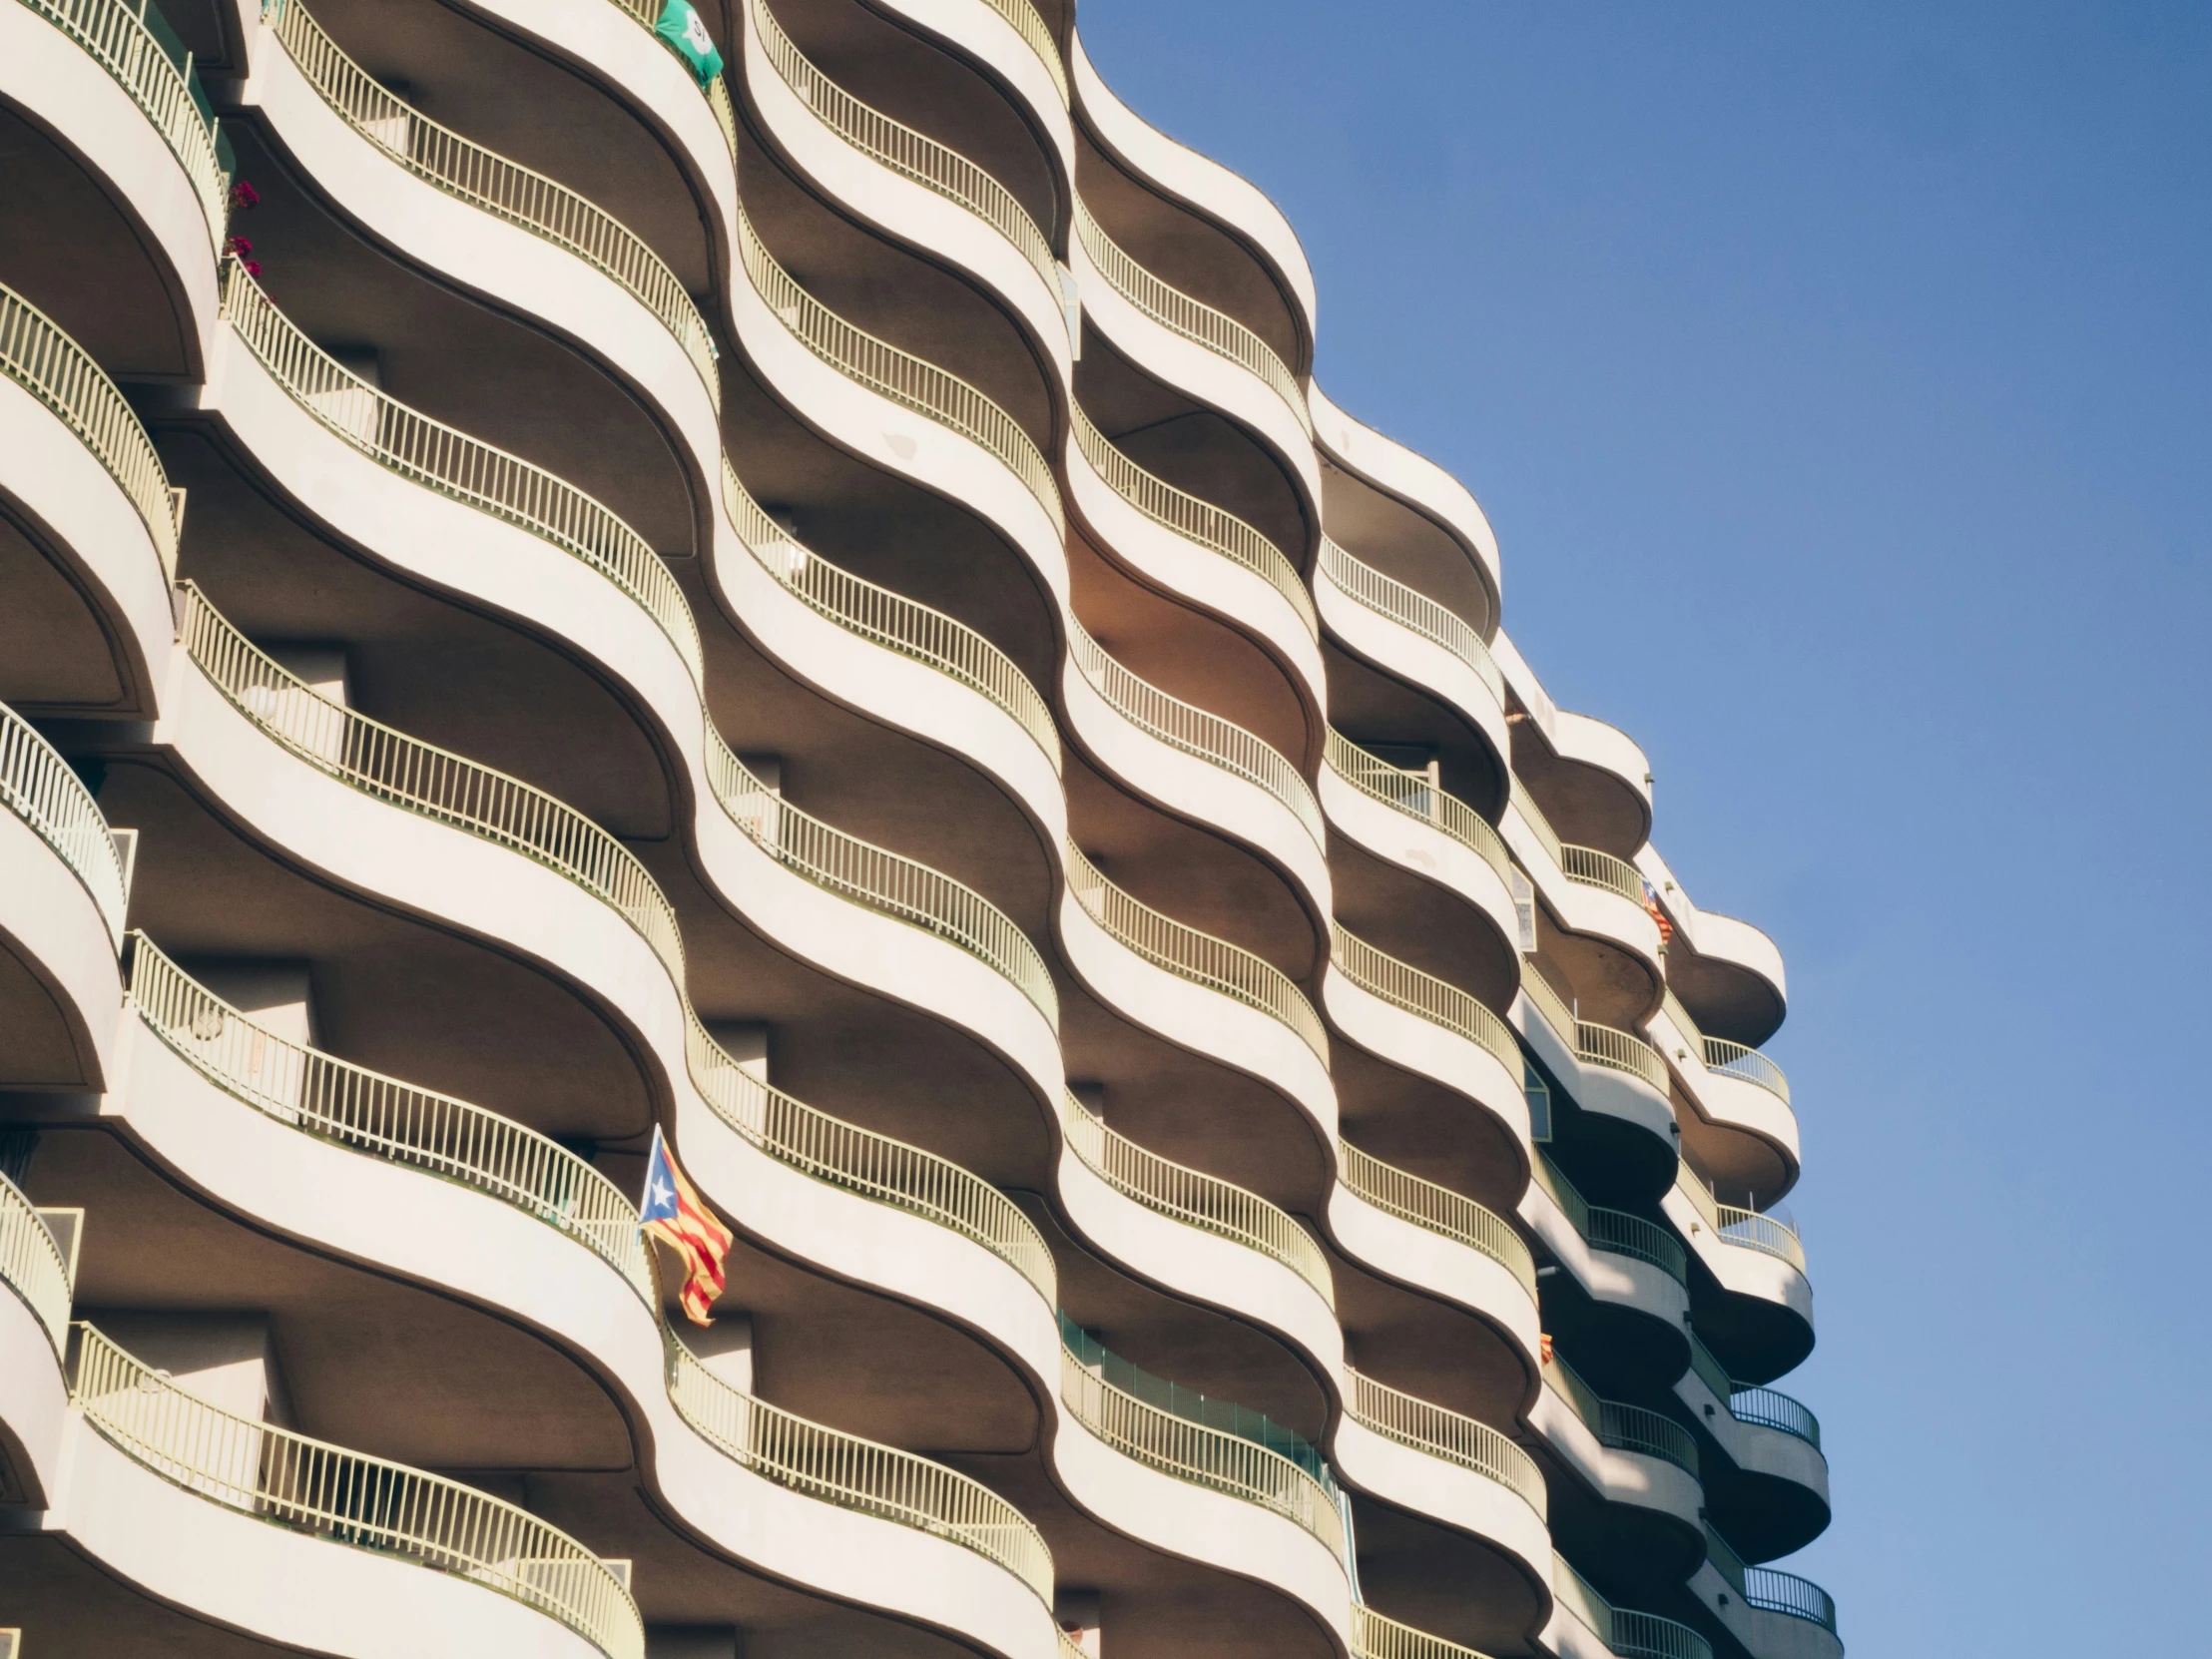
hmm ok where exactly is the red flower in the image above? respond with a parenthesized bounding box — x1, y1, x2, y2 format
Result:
(229, 180, 261, 212)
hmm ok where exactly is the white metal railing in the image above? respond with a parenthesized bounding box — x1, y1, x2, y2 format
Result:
(1727, 1382, 1821, 1449)
(1542, 1356, 1698, 1478)
(682, 1009, 1055, 1302)
(667, 1333, 1053, 1600)
(1066, 845, 1328, 1062)
(0, 278, 182, 576)
(704, 734, 1057, 1026)
(1073, 199, 1310, 434)
(1675, 1167, 1806, 1274)
(970, 0, 1065, 103)
(1704, 1523, 1839, 1633)
(1335, 1140, 1536, 1301)
(1345, 1367, 1545, 1518)
(73, 1324, 643, 1659)
(736, 210, 1063, 534)
(719, 458, 1058, 766)
(1508, 777, 1642, 905)
(1329, 922, 1519, 1076)
(1070, 405, 1317, 636)
(1551, 1552, 1713, 1659)
(1323, 732, 1510, 884)
(1061, 1093, 1332, 1305)
(1318, 537, 1500, 704)
(600, 0, 737, 154)
(1355, 1606, 1497, 1659)
(1066, 616, 1324, 846)
(126, 934, 657, 1303)
(0, 1170, 72, 1355)
(1527, 1153, 1686, 1284)
(1518, 962, 1671, 1095)
(1057, 1337, 1344, 1560)
(218, 258, 706, 690)
(1657, 987, 1791, 1105)
(21, 0, 230, 237)
(267, 0, 719, 400)
(751, 0, 1054, 295)
(0, 697, 129, 941)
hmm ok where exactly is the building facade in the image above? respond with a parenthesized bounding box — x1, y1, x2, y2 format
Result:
(0, 2, 1834, 1657)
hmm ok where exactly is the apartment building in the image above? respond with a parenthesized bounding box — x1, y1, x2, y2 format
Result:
(0, 2, 1835, 1657)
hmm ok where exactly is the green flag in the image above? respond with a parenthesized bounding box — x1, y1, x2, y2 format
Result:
(654, 0, 725, 86)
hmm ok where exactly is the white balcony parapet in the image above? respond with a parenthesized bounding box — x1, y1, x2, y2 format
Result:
(1674, 1165, 1806, 1275)
(720, 457, 1059, 768)
(1702, 1524, 1840, 1638)
(598, 0, 738, 154)
(1542, 1357, 1699, 1480)
(0, 1169, 73, 1356)
(1317, 537, 1500, 705)
(1065, 845, 1328, 1062)
(1335, 1140, 1536, 1301)
(1, 279, 184, 577)
(1072, 198, 1310, 436)
(72, 1323, 645, 1659)
(0, 698, 129, 944)
(1071, 405, 1317, 636)
(1067, 617, 1324, 847)
(266, 0, 720, 400)
(736, 210, 1064, 534)
(1329, 922, 1519, 1077)
(968, 0, 1066, 104)
(21, 0, 229, 239)
(219, 258, 707, 690)
(667, 1333, 1054, 1602)
(1323, 733, 1510, 885)
(751, 0, 1054, 295)
(1509, 777, 1643, 907)
(1057, 1317, 1346, 1564)
(1552, 1552, 1714, 1659)
(1519, 961, 1672, 1098)
(1529, 1152, 1687, 1286)
(1343, 1367, 1546, 1520)
(1061, 1092, 1333, 1306)
(1659, 988, 1791, 1106)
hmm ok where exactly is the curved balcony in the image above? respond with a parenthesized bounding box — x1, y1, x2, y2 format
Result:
(1677, 1336, 1827, 1560)
(1638, 847, 1789, 1046)
(1335, 1141, 1538, 1307)
(1064, 617, 1329, 907)
(72, 1323, 644, 1659)
(1510, 779, 1652, 915)
(600, 0, 739, 157)
(0, 1170, 71, 1359)
(745, 0, 1065, 375)
(668, 1333, 1053, 1602)
(1345, 1368, 1545, 1521)
(1316, 537, 1507, 761)
(1701, 1527, 1841, 1652)
(1532, 1156, 1686, 1287)
(1522, 1153, 1688, 1380)
(1356, 1606, 1504, 1659)
(1551, 1554, 1713, 1659)
(1666, 1172, 1813, 1383)
(1516, 966, 1675, 1162)
(1073, 198, 1311, 438)
(1727, 1383, 1820, 1451)
(1648, 989, 1798, 1193)
(0, 1168, 72, 1514)
(1320, 734, 1517, 948)
(1330, 924, 1520, 1081)
(1542, 1354, 1700, 1493)
(2, 700, 127, 946)
(1674, 1171, 1805, 1275)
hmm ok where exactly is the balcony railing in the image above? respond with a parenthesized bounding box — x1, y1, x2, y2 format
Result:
(1517, 961, 1672, 1096)
(74, 1324, 643, 1659)
(0, 278, 183, 576)
(1317, 538, 1501, 705)
(972, 0, 1066, 104)
(1728, 1383, 1822, 1449)
(1704, 1523, 1839, 1635)
(682, 1010, 1055, 1302)
(1322, 733, 1511, 885)
(0, 698, 129, 943)
(267, 0, 719, 400)
(1065, 846, 1328, 1063)
(127, 934, 658, 1303)
(1073, 200, 1310, 435)
(1070, 405, 1317, 636)
(1543, 1355, 1699, 1478)
(737, 210, 1064, 534)
(21, 0, 230, 237)
(601, 0, 737, 155)
(1354, 1605, 1496, 1659)
(1067, 617, 1325, 846)
(751, 0, 1054, 295)
(1062, 1094, 1333, 1306)
(1330, 922, 1519, 1076)
(1675, 1167, 1806, 1275)
(1552, 1553, 1713, 1659)
(1508, 778, 1643, 906)
(0, 1171, 71, 1356)
(704, 734, 1058, 1027)
(1657, 987, 1791, 1105)
(1057, 1316, 1346, 1563)
(219, 259, 706, 691)
(1335, 1141, 1536, 1301)
(720, 458, 1058, 768)
(667, 1333, 1052, 1601)
(1345, 1367, 1546, 1519)
(1528, 1152, 1686, 1285)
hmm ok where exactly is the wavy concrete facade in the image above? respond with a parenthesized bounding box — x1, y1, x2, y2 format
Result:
(0, 4, 1836, 1659)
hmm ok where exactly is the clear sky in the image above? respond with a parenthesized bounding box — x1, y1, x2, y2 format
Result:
(1082, 3, 2211, 1653)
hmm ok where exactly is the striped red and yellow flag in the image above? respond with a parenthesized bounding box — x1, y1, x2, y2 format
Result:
(639, 1126, 734, 1326)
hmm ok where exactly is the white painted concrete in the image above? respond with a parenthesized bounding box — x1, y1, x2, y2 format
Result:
(0, 803, 124, 1093)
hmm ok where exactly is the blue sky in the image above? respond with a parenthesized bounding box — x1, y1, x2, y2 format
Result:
(1083, 3, 2212, 1652)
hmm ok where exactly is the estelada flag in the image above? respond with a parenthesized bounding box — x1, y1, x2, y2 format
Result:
(639, 1125, 733, 1326)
